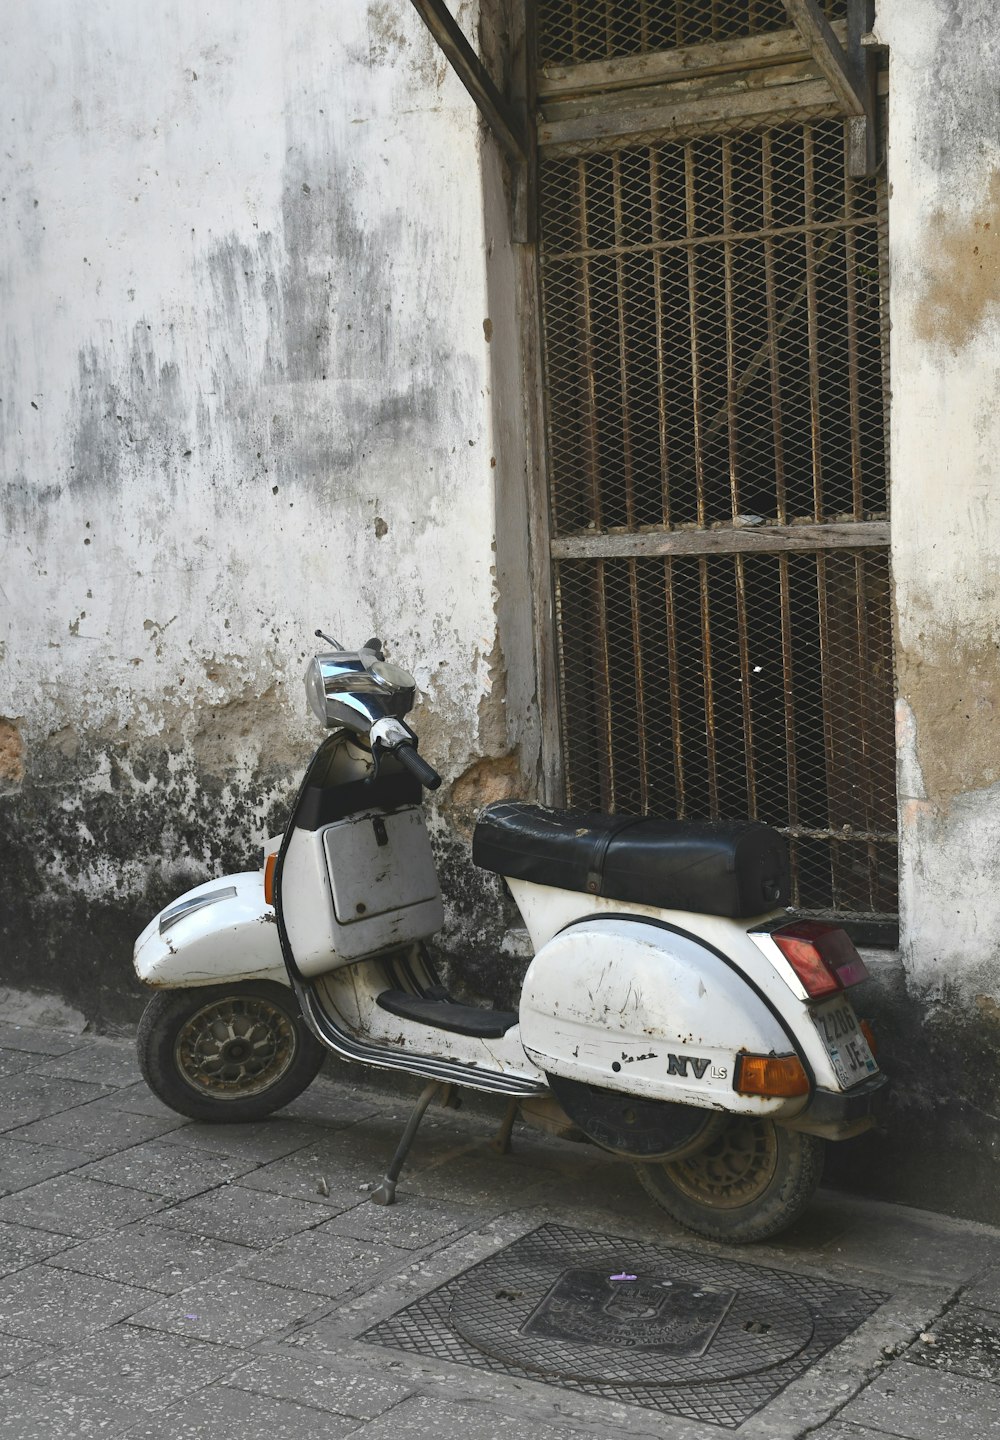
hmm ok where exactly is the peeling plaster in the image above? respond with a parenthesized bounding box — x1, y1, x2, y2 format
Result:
(0, 720, 25, 788)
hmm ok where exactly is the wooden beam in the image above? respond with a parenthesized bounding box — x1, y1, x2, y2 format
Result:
(781, 0, 865, 115)
(537, 28, 835, 98)
(538, 78, 838, 153)
(406, 0, 528, 169)
(551, 522, 890, 560)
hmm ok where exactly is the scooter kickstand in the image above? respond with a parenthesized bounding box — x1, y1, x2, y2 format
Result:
(369, 1080, 445, 1206)
(489, 1097, 520, 1155)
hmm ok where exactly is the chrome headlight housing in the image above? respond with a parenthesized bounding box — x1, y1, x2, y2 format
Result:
(304, 652, 417, 729)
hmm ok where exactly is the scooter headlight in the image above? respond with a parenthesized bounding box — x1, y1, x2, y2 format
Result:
(304, 656, 331, 725)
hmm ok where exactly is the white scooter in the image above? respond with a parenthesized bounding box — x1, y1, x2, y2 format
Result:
(134, 635, 886, 1243)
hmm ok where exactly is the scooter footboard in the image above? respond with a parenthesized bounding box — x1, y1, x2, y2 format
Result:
(134, 872, 287, 989)
(519, 916, 807, 1118)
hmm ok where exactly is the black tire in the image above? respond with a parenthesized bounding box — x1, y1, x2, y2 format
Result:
(137, 981, 326, 1122)
(633, 1116, 825, 1244)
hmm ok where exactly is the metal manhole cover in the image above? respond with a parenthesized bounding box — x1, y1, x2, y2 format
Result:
(361, 1223, 886, 1427)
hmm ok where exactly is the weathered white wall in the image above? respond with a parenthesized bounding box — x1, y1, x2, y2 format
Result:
(0, 0, 533, 1014)
(879, 0, 1000, 1002)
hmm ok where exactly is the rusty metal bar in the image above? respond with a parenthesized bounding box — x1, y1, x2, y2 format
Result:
(628, 558, 651, 810)
(611, 152, 637, 528)
(541, 211, 880, 265)
(663, 558, 688, 817)
(576, 157, 604, 530)
(853, 549, 880, 908)
(592, 559, 616, 809)
(843, 172, 864, 519)
(733, 554, 759, 818)
(698, 556, 720, 817)
(406, 0, 528, 168)
(762, 131, 788, 523)
(778, 552, 800, 830)
(813, 550, 840, 905)
(720, 136, 742, 520)
(802, 126, 824, 520)
(649, 148, 673, 526)
(684, 141, 708, 528)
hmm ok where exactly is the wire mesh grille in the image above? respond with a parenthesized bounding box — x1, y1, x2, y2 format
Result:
(540, 119, 888, 533)
(538, 1, 849, 66)
(554, 550, 895, 914)
(538, 114, 894, 917)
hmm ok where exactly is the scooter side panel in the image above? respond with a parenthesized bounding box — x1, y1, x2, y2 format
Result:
(508, 879, 852, 1094)
(133, 872, 287, 988)
(519, 918, 806, 1117)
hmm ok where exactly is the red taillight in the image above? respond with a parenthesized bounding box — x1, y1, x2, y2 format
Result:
(771, 921, 870, 998)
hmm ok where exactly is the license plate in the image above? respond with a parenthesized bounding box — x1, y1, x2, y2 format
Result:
(810, 998, 879, 1089)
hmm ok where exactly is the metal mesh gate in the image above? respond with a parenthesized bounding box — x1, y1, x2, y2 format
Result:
(536, 35, 895, 920)
(538, 1, 849, 65)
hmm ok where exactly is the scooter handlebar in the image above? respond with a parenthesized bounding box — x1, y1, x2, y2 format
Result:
(394, 742, 442, 791)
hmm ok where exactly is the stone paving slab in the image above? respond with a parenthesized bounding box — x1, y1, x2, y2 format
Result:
(0, 1265, 151, 1345)
(11, 1327, 242, 1412)
(0, 1135, 93, 1196)
(76, 1137, 260, 1199)
(155, 1116, 331, 1163)
(0, 1074, 112, 1131)
(1, 1013, 1000, 1438)
(231, 1226, 411, 1297)
(149, 1182, 332, 1247)
(0, 1219, 75, 1278)
(0, 1173, 166, 1238)
(0, 1050, 46, 1080)
(0, 1024, 90, 1056)
(838, 1359, 1000, 1439)
(126, 1271, 332, 1346)
(44, 1222, 250, 1295)
(222, 1347, 417, 1418)
(0, 1334, 56, 1381)
(11, 1096, 185, 1154)
(28, 1040, 145, 1088)
(903, 1302, 1000, 1382)
(115, 1384, 361, 1439)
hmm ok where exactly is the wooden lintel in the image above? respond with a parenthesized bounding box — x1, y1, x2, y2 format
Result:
(551, 522, 890, 561)
(406, 0, 529, 169)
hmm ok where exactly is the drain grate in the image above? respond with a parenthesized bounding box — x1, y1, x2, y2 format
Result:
(361, 1223, 886, 1427)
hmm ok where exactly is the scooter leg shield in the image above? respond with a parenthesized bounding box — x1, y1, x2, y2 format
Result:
(519, 917, 807, 1119)
(133, 871, 287, 989)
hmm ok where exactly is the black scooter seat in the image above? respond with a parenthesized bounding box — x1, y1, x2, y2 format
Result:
(472, 803, 789, 920)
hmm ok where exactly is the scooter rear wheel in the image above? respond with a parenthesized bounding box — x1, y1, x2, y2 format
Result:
(634, 1116, 824, 1243)
(137, 981, 326, 1122)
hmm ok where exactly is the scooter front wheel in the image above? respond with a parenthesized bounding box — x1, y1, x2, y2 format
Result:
(137, 981, 326, 1122)
(634, 1116, 824, 1244)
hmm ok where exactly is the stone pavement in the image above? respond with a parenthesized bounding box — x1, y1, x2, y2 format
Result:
(1, 1012, 1000, 1439)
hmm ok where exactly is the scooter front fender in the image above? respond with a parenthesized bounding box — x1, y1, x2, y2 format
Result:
(133, 872, 288, 990)
(519, 916, 807, 1119)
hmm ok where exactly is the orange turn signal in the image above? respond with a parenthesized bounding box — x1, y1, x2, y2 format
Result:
(735, 1053, 810, 1098)
(264, 853, 277, 906)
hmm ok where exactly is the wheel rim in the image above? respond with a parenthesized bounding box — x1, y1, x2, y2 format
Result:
(174, 995, 297, 1100)
(663, 1117, 779, 1210)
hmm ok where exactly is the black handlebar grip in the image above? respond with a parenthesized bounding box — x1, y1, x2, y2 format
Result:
(395, 742, 442, 791)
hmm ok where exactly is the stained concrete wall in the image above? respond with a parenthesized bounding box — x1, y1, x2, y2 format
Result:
(824, 0, 1000, 1220)
(0, 0, 534, 1021)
